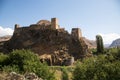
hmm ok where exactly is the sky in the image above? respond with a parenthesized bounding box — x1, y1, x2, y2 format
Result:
(0, 0, 120, 44)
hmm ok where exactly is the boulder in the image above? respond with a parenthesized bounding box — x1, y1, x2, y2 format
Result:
(6, 72, 25, 80)
(5, 72, 43, 80)
(25, 73, 43, 80)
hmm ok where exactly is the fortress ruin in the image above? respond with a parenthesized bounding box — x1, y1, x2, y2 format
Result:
(14, 18, 82, 39)
(3, 17, 90, 65)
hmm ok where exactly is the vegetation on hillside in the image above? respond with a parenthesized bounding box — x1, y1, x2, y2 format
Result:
(0, 47, 120, 80)
(73, 48, 120, 80)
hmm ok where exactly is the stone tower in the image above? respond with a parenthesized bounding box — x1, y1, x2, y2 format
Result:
(51, 18, 59, 29)
(71, 28, 82, 39)
(14, 24, 20, 30)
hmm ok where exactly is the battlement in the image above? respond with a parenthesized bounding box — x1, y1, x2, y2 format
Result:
(71, 28, 82, 39)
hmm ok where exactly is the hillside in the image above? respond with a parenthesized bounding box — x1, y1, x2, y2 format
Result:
(109, 38, 120, 48)
(82, 37, 96, 49)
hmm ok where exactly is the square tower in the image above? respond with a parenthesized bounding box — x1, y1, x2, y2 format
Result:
(14, 24, 20, 30)
(51, 18, 59, 29)
(71, 28, 82, 39)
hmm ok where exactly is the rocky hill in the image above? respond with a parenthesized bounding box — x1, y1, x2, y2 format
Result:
(2, 18, 91, 65)
(109, 38, 120, 48)
(82, 37, 96, 49)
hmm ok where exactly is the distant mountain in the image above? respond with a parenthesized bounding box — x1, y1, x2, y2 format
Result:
(104, 44, 110, 48)
(109, 38, 120, 48)
(82, 37, 96, 49)
(0, 35, 11, 42)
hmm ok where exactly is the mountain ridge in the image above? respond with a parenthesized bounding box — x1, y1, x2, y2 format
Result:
(109, 38, 120, 48)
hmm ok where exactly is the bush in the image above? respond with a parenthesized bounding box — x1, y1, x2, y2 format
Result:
(0, 53, 9, 67)
(109, 48, 120, 60)
(8, 49, 40, 72)
(2, 65, 20, 73)
(1, 49, 56, 80)
(73, 55, 120, 80)
(62, 67, 69, 80)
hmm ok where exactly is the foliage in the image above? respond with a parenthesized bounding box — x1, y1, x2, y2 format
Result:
(90, 48, 97, 55)
(1, 48, 120, 80)
(2, 65, 20, 73)
(0, 53, 7, 63)
(73, 53, 120, 80)
(62, 67, 69, 80)
(96, 35, 104, 53)
(108, 48, 120, 60)
(0, 49, 56, 80)
(0, 53, 9, 67)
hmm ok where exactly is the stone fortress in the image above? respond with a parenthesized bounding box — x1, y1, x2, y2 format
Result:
(14, 18, 82, 39)
(4, 18, 90, 66)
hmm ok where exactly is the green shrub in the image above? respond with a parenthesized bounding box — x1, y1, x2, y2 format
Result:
(2, 65, 20, 73)
(0, 53, 9, 67)
(1, 49, 56, 80)
(73, 55, 120, 80)
(8, 49, 40, 72)
(62, 67, 69, 80)
(109, 48, 120, 60)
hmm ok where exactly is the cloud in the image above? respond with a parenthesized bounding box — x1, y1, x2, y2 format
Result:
(0, 26, 14, 37)
(99, 33, 120, 44)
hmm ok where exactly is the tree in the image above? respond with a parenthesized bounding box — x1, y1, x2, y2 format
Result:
(96, 35, 104, 53)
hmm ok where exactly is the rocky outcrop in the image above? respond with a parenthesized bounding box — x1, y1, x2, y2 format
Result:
(1, 72, 43, 80)
(25, 73, 43, 80)
(6, 72, 24, 80)
(3, 18, 90, 65)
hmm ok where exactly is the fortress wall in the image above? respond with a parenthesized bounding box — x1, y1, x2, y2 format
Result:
(57, 28, 65, 32)
(29, 24, 51, 30)
(14, 27, 29, 34)
(14, 23, 53, 35)
(29, 24, 41, 29)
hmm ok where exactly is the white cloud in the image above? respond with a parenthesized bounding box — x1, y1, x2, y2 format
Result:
(99, 33, 120, 44)
(0, 26, 14, 37)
